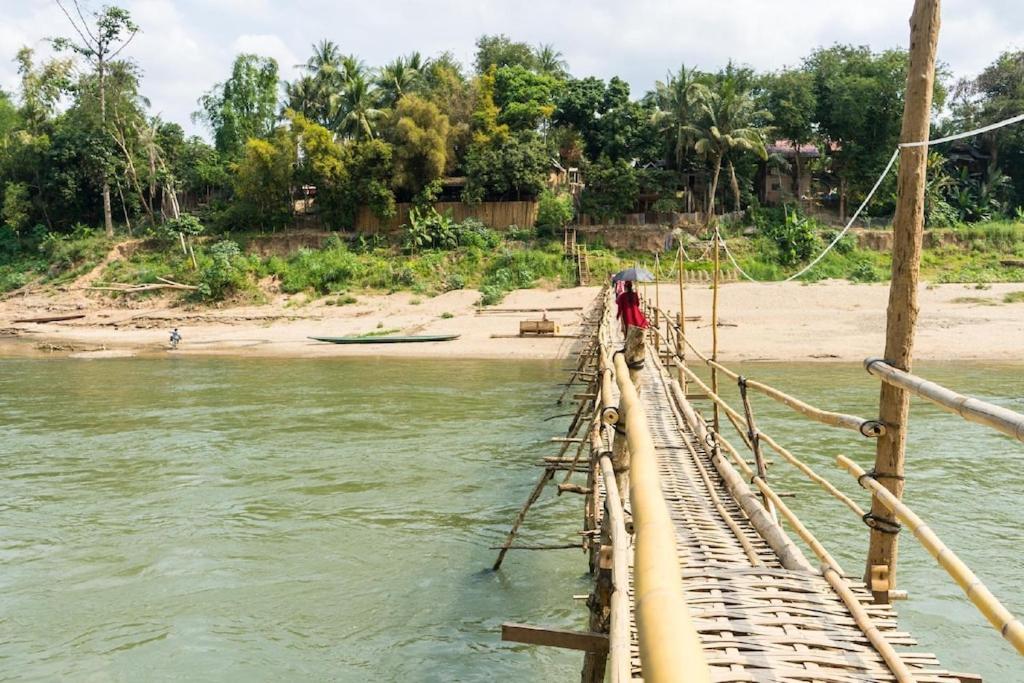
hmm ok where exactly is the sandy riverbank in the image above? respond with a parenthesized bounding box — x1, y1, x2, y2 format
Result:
(2, 280, 1024, 362)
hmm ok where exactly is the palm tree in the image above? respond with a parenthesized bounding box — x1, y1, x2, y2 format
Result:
(340, 54, 368, 83)
(684, 79, 769, 222)
(283, 75, 317, 118)
(375, 55, 423, 108)
(652, 64, 709, 169)
(300, 40, 342, 79)
(337, 74, 383, 140)
(535, 44, 568, 78)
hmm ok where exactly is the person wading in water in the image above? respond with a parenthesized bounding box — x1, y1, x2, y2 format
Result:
(615, 281, 648, 337)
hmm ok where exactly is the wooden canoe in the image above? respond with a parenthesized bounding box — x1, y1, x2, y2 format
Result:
(308, 334, 460, 345)
(12, 314, 85, 324)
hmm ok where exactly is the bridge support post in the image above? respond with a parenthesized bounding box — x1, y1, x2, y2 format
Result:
(867, 0, 941, 604)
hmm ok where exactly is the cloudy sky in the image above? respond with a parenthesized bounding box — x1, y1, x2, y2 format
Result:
(1, 0, 1022, 138)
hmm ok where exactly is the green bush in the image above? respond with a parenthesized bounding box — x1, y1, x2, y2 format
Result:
(535, 189, 574, 236)
(195, 240, 250, 300)
(758, 207, 820, 266)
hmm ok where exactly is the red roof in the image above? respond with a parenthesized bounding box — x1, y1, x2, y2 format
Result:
(766, 139, 820, 157)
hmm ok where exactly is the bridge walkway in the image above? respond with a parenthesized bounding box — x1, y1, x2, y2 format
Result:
(618, 344, 961, 682)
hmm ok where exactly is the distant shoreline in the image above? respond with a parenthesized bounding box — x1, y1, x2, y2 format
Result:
(3, 281, 1024, 363)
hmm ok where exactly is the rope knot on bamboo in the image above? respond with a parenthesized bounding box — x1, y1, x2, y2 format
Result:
(862, 512, 902, 535)
(858, 468, 907, 486)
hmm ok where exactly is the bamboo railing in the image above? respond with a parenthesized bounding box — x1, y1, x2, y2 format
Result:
(610, 304, 711, 682)
(865, 357, 1024, 443)
(639, 286, 1023, 667)
(839, 455, 1024, 655)
(654, 304, 884, 438)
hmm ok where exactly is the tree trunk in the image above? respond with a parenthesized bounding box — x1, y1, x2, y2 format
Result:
(793, 144, 802, 202)
(99, 60, 114, 237)
(115, 178, 132, 235)
(839, 176, 848, 223)
(706, 154, 722, 227)
(728, 160, 741, 213)
(866, 0, 941, 605)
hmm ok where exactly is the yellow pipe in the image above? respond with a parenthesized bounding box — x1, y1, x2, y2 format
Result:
(838, 454, 1024, 656)
(613, 351, 711, 683)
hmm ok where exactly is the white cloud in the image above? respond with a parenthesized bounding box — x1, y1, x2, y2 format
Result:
(231, 34, 298, 73)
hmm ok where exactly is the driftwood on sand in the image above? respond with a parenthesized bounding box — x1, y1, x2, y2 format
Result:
(88, 276, 198, 293)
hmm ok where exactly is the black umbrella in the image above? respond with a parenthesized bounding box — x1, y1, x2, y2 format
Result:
(611, 267, 655, 283)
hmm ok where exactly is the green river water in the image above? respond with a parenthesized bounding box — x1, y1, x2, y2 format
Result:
(1, 357, 1021, 681)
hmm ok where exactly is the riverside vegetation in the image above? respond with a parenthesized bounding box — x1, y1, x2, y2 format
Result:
(3, 4, 1024, 305)
(6, 208, 1024, 307)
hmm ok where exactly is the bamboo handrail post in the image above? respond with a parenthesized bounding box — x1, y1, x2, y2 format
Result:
(711, 231, 721, 433)
(653, 254, 661, 352)
(868, 0, 942, 603)
(838, 455, 1024, 655)
(739, 377, 778, 522)
(677, 244, 686, 391)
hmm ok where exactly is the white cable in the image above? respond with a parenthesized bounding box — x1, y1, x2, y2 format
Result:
(900, 112, 1024, 148)
(716, 227, 759, 282)
(784, 148, 899, 281)
(722, 110, 1024, 282)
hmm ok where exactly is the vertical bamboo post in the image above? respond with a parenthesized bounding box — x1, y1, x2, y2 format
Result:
(653, 253, 661, 352)
(711, 230, 721, 433)
(866, 0, 942, 604)
(677, 245, 686, 390)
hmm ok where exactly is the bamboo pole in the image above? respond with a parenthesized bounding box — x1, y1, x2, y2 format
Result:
(868, 0, 942, 603)
(711, 231, 721, 433)
(654, 254, 661, 352)
(739, 379, 778, 521)
(839, 455, 1024, 656)
(611, 352, 711, 683)
(866, 357, 1024, 443)
(598, 454, 632, 683)
(599, 347, 619, 425)
(677, 245, 686, 391)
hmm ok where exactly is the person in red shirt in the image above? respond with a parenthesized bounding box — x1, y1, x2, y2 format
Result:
(615, 281, 648, 336)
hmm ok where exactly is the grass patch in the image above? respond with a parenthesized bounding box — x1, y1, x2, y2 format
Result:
(1003, 291, 1024, 303)
(951, 296, 1000, 305)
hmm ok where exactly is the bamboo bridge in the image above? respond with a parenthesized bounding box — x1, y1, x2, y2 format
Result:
(497, 285, 1019, 682)
(493, 3, 1023, 680)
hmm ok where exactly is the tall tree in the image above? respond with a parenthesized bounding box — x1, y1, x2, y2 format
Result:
(336, 74, 383, 140)
(51, 1, 138, 237)
(652, 64, 710, 169)
(953, 51, 1024, 207)
(387, 94, 449, 198)
(685, 79, 769, 220)
(535, 44, 569, 79)
(376, 55, 424, 109)
(474, 34, 537, 73)
(196, 54, 279, 158)
(806, 45, 944, 220)
(760, 68, 817, 197)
